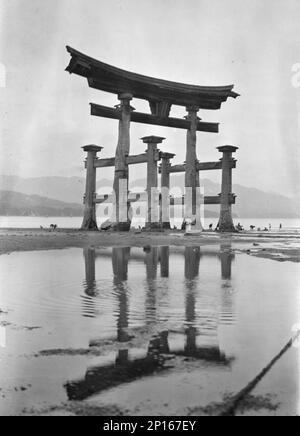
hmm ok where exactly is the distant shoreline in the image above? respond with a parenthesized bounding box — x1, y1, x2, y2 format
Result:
(1, 216, 300, 231)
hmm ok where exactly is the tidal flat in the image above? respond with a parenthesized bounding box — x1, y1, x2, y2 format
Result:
(0, 231, 299, 416)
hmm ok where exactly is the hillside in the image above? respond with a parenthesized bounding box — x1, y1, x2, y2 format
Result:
(0, 191, 84, 217)
(133, 175, 300, 218)
(0, 175, 299, 218)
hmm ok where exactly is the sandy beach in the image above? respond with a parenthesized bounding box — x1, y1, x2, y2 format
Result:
(0, 228, 299, 263)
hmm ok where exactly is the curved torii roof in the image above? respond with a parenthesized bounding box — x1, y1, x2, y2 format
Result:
(66, 46, 239, 110)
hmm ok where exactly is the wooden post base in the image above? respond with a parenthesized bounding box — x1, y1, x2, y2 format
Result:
(81, 216, 99, 231)
(218, 211, 237, 233)
(145, 222, 164, 232)
(112, 222, 132, 232)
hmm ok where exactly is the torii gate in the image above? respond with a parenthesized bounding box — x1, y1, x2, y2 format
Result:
(66, 46, 239, 232)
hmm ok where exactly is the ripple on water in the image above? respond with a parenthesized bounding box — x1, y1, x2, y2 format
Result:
(0, 245, 299, 416)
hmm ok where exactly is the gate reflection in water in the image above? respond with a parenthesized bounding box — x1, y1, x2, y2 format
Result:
(65, 245, 235, 401)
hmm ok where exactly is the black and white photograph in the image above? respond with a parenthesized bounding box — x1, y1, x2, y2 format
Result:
(0, 0, 300, 418)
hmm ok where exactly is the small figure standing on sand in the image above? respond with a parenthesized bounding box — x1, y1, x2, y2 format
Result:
(269, 223, 272, 231)
(279, 223, 282, 230)
(209, 223, 213, 230)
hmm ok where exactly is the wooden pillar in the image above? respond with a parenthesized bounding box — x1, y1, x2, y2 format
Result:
(144, 246, 158, 326)
(160, 152, 175, 230)
(185, 106, 203, 230)
(160, 246, 169, 278)
(83, 247, 96, 288)
(142, 136, 165, 230)
(81, 145, 103, 230)
(82, 247, 97, 317)
(184, 247, 200, 355)
(112, 247, 131, 342)
(219, 244, 235, 279)
(218, 146, 238, 232)
(113, 93, 135, 231)
(184, 246, 201, 280)
(196, 165, 200, 188)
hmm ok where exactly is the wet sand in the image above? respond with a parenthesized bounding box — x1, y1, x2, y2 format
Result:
(0, 228, 300, 262)
(0, 230, 300, 416)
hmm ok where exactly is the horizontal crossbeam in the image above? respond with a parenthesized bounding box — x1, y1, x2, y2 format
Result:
(169, 195, 236, 205)
(160, 160, 236, 174)
(90, 103, 219, 133)
(94, 193, 236, 205)
(93, 153, 149, 168)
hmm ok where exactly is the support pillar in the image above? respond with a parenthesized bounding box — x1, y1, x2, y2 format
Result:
(184, 247, 200, 355)
(196, 165, 200, 188)
(112, 247, 131, 342)
(160, 246, 170, 278)
(217, 146, 238, 232)
(82, 247, 97, 316)
(142, 136, 165, 230)
(113, 93, 135, 231)
(81, 145, 103, 230)
(219, 244, 235, 279)
(160, 152, 175, 230)
(185, 106, 203, 230)
(144, 246, 158, 327)
(83, 247, 96, 291)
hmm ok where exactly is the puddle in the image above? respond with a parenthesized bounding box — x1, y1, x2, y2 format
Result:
(0, 245, 299, 415)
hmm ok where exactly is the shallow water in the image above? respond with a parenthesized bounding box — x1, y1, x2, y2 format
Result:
(0, 245, 299, 415)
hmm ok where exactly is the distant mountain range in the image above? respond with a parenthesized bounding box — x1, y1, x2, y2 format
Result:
(0, 190, 83, 217)
(0, 175, 299, 218)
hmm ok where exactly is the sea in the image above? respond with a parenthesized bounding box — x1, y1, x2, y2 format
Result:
(0, 216, 300, 232)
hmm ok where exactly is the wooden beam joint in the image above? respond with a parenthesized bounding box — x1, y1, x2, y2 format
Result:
(91, 103, 219, 133)
(93, 152, 159, 168)
(94, 193, 236, 205)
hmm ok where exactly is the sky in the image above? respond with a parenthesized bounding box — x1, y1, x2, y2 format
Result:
(0, 0, 299, 197)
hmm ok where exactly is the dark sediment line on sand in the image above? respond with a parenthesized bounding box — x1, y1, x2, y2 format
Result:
(219, 330, 300, 416)
(241, 247, 300, 263)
